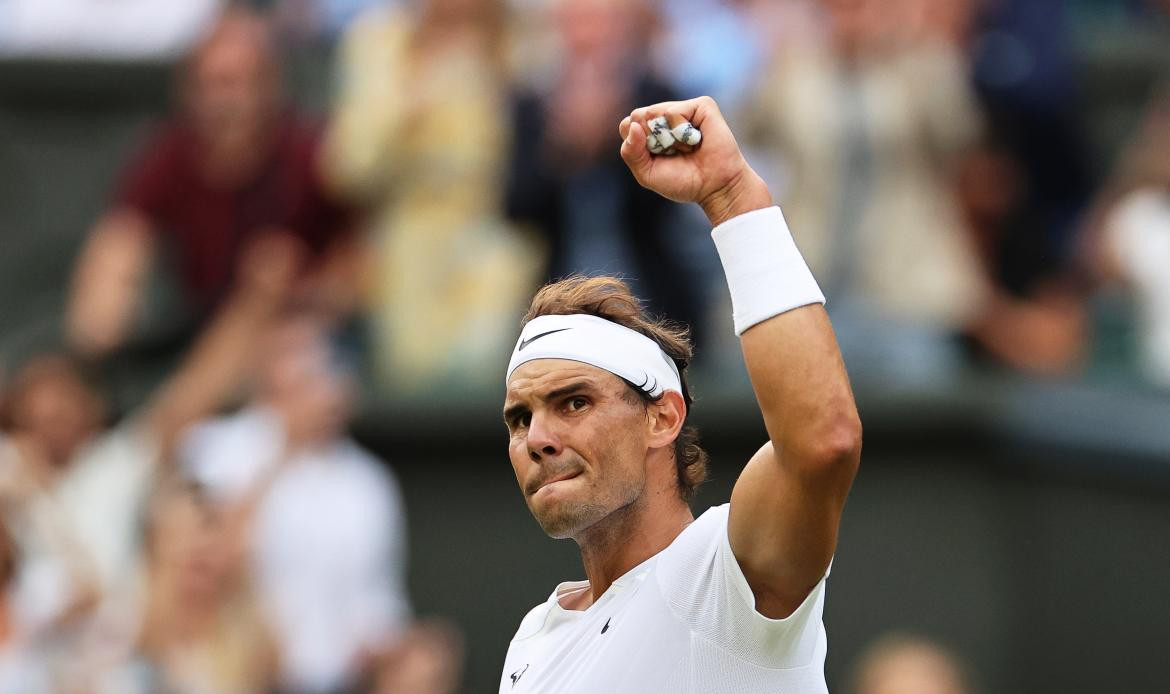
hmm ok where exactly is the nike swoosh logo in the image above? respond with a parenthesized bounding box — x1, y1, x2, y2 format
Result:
(601, 617, 611, 634)
(518, 328, 570, 351)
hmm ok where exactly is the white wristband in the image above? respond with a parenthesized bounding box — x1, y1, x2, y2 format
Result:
(711, 206, 825, 336)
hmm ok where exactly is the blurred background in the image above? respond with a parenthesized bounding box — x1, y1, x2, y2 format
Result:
(0, 0, 1168, 692)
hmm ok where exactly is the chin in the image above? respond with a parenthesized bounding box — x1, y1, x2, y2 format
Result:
(530, 496, 608, 540)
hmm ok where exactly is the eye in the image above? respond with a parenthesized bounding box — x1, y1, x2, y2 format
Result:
(566, 396, 589, 412)
(506, 411, 531, 433)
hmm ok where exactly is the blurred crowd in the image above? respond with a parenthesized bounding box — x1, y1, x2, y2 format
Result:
(1, 0, 1170, 691)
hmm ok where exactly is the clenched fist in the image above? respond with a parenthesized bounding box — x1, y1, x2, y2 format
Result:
(618, 96, 773, 227)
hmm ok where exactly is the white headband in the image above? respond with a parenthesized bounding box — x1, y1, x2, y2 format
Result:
(505, 314, 682, 399)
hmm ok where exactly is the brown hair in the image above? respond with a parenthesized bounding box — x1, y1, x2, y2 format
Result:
(523, 276, 709, 501)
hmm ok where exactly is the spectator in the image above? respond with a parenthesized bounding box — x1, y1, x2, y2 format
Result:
(0, 240, 296, 687)
(127, 481, 277, 693)
(180, 312, 412, 693)
(323, 0, 540, 392)
(849, 632, 972, 694)
(955, 0, 1093, 374)
(744, 0, 988, 382)
(955, 138, 1088, 375)
(505, 0, 709, 348)
(67, 7, 361, 361)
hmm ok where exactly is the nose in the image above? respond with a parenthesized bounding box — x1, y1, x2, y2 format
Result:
(526, 411, 562, 462)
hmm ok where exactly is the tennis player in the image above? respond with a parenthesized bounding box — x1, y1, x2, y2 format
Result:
(500, 96, 862, 693)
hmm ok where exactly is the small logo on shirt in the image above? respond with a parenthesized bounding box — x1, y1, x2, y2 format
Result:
(510, 664, 529, 687)
(601, 617, 611, 634)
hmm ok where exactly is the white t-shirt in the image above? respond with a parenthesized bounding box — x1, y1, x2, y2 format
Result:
(181, 407, 411, 692)
(500, 504, 829, 693)
(1, 423, 157, 626)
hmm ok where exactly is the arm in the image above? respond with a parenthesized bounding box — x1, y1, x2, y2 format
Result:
(619, 97, 862, 619)
(143, 232, 301, 455)
(320, 11, 411, 202)
(65, 208, 156, 358)
(292, 231, 367, 320)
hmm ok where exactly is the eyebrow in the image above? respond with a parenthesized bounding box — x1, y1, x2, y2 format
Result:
(502, 381, 594, 423)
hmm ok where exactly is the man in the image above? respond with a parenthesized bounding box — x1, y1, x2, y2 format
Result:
(505, 0, 707, 348)
(66, 8, 359, 359)
(180, 312, 412, 693)
(0, 233, 297, 689)
(499, 96, 862, 692)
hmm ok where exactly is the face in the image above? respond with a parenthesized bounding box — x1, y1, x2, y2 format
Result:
(554, 0, 642, 63)
(8, 360, 103, 466)
(184, 19, 276, 149)
(150, 491, 234, 608)
(260, 318, 353, 443)
(504, 360, 651, 539)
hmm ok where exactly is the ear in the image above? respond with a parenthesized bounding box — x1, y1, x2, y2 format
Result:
(645, 390, 686, 450)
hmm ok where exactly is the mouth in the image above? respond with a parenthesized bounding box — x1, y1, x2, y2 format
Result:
(531, 470, 582, 496)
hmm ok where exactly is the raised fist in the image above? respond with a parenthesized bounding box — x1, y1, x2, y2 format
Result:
(618, 96, 772, 226)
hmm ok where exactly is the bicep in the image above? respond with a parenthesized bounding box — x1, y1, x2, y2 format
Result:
(728, 441, 849, 618)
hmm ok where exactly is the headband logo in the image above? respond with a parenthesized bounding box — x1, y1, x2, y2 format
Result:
(518, 328, 571, 351)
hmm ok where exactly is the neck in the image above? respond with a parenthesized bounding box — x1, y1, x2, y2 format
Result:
(573, 491, 693, 608)
(198, 118, 275, 188)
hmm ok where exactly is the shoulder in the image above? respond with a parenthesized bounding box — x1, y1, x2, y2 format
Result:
(115, 121, 193, 204)
(72, 418, 158, 474)
(323, 440, 405, 516)
(659, 504, 730, 566)
(509, 599, 555, 643)
(654, 504, 828, 669)
(509, 578, 586, 643)
(334, 440, 400, 489)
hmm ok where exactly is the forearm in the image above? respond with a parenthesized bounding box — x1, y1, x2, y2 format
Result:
(714, 175, 860, 613)
(295, 234, 367, 318)
(619, 95, 860, 612)
(705, 176, 861, 472)
(741, 309, 861, 469)
(66, 210, 154, 356)
(146, 284, 282, 452)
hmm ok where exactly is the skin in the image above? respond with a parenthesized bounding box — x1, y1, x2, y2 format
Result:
(506, 96, 862, 618)
(66, 11, 361, 358)
(64, 12, 279, 358)
(504, 361, 690, 608)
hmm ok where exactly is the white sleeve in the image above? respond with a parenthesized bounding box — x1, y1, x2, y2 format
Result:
(655, 504, 827, 669)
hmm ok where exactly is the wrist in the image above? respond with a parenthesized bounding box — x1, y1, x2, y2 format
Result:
(711, 206, 825, 336)
(699, 167, 773, 227)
